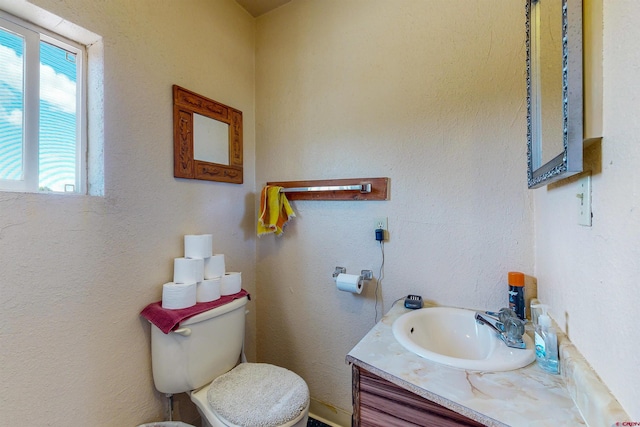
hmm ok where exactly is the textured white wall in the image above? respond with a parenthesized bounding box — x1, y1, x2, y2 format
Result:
(0, 1, 256, 425)
(535, 0, 640, 419)
(255, 0, 533, 416)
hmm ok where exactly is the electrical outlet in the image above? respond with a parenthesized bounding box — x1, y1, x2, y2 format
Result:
(374, 217, 388, 230)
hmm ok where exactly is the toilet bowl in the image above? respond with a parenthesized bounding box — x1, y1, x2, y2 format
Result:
(150, 296, 309, 427)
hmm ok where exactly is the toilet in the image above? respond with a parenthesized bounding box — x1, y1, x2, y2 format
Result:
(150, 296, 310, 427)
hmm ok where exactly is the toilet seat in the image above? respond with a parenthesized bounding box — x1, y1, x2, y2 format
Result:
(190, 363, 309, 427)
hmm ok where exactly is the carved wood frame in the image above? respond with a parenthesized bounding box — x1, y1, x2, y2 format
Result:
(173, 85, 243, 184)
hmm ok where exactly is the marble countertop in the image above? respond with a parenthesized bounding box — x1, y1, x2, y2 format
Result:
(347, 300, 629, 426)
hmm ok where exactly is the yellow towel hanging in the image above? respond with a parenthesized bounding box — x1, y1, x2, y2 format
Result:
(257, 185, 295, 236)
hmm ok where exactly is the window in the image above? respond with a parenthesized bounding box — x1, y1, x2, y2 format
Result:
(0, 12, 86, 193)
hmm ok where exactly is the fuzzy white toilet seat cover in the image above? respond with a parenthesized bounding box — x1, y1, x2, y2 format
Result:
(207, 363, 309, 427)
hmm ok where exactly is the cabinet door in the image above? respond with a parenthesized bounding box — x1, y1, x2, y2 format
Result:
(352, 365, 486, 427)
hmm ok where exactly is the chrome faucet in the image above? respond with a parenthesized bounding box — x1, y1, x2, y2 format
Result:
(475, 308, 526, 349)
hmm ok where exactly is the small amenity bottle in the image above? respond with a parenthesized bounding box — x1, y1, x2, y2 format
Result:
(508, 271, 525, 320)
(534, 305, 559, 374)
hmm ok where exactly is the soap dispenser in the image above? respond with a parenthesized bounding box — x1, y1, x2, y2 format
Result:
(534, 305, 559, 374)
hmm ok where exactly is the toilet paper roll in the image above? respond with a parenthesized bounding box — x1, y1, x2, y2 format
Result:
(174, 257, 205, 284)
(221, 272, 242, 296)
(204, 254, 225, 279)
(162, 282, 197, 309)
(336, 273, 363, 294)
(197, 277, 222, 303)
(184, 234, 213, 259)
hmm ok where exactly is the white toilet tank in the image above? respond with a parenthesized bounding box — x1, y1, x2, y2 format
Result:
(150, 296, 248, 394)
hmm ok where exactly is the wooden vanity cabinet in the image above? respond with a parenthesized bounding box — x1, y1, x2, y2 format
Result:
(351, 365, 486, 427)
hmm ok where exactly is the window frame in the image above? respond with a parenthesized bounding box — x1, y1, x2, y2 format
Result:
(0, 11, 87, 194)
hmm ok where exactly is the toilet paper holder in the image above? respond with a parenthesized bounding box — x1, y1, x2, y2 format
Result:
(332, 266, 373, 282)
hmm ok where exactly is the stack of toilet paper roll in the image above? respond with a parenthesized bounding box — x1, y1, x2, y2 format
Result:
(161, 234, 242, 310)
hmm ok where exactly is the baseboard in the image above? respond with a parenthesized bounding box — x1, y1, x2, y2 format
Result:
(309, 398, 351, 427)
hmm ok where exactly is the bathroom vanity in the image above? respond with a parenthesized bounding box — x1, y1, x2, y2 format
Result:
(347, 301, 628, 426)
(352, 364, 483, 426)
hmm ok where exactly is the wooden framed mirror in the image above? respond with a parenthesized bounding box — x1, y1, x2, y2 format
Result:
(173, 85, 243, 184)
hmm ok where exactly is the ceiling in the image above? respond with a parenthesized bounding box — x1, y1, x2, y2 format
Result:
(235, 0, 292, 17)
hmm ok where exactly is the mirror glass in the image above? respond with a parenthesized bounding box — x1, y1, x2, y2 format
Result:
(173, 85, 243, 184)
(534, 0, 563, 168)
(193, 113, 229, 165)
(527, 0, 583, 188)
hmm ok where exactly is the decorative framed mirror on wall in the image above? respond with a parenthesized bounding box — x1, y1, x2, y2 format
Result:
(526, 0, 583, 189)
(173, 85, 243, 184)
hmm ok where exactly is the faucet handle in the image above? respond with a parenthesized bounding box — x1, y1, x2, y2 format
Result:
(484, 308, 518, 332)
(504, 317, 525, 341)
(497, 307, 517, 322)
(485, 307, 517, 320)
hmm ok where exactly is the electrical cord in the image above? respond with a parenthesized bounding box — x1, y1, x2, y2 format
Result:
(374, 240, 385, 324)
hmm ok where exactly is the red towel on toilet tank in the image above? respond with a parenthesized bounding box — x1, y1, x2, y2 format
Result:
(140, 289, 250, 334)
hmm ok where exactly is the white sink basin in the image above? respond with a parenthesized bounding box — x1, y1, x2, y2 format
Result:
(392, 306, 535, 371)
